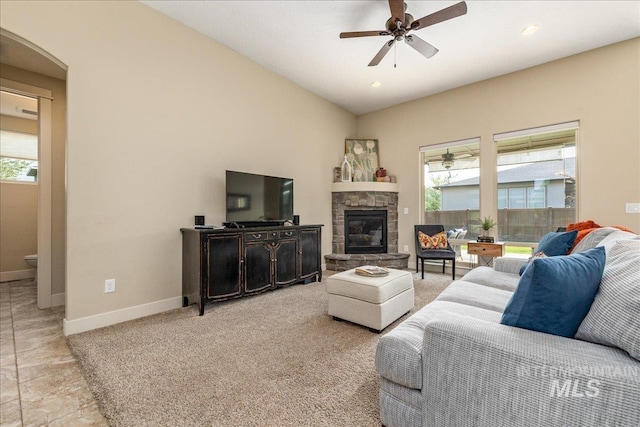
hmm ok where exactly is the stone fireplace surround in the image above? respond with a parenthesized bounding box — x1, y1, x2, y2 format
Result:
(325, 182, 409, 271)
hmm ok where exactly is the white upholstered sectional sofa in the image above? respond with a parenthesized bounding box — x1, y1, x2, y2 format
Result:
(375, 227, 640, 426)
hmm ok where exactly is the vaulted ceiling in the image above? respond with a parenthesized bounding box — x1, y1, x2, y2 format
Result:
(141, 1, 640, 115)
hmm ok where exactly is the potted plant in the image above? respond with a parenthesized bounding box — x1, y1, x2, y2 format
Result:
(478, 216, 497, 242)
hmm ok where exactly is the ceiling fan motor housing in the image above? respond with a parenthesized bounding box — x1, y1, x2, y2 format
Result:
(442, 150, 455, 169)
(385, 13, 414, 34)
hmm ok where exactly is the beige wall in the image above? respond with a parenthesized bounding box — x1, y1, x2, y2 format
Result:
(1, 1, 356, 321)
(0, 182, 37, 272)
(0, 65, 67, 294)
(356, 38, 640, 263)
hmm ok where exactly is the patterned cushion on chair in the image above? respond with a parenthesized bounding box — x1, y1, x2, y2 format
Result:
(418, 231, 448, 249)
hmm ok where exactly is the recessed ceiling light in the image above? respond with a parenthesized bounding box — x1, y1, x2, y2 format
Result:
(522, 25, 539, 36)
(371, 81, 381, 88)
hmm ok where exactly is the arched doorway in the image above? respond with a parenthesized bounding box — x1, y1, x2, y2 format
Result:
(0, 29, 67, 309)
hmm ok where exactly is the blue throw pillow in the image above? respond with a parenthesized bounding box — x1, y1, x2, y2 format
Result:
(537, 229, 578, 255)
(519, 230, 579, 275)
(501, 246, 605, 337)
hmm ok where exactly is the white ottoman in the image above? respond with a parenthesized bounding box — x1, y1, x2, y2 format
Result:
(326, 268, 414, 332)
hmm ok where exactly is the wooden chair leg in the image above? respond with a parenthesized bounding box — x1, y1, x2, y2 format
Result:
(452, 258, 456, 280)
(416, 257, 419, 273)
(421, 259, 425, 279)
(442, 260, 445, 274)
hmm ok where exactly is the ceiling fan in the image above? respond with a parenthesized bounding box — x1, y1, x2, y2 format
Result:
(427, 149, 473, 169)
(340, 0, 468, 66)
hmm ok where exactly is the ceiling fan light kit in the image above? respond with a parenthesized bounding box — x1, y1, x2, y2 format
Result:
(441, 149, 455, 169)
(340, 0, 468, 67)
(425, 148, 475, 170)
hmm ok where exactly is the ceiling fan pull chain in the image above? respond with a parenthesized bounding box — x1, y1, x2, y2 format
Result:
(394, 42, 397, 68)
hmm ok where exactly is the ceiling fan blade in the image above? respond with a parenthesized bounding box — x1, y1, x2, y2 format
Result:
(411, 1, 468, 31)
(340, 30, 391, 39)
(388, 0, 405, 24)
(405, 35, 439, 59)
(368, 39, 395, 67)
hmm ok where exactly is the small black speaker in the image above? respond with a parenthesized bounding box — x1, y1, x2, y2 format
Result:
(293, 215, 300, 225)
(194, 215, 205, 226)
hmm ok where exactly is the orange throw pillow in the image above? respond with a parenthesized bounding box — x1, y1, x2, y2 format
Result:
(567, 220, 601, 232)
(418, 231, 448, 249)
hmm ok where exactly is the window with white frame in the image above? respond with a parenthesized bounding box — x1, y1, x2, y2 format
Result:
(420, 137, 481, 239)
(0, 129, 38, 182)
(1, 91, 39, 182)
(494, 122, 578, 243)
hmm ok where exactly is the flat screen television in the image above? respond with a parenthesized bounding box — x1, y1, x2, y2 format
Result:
(225, 170, 293, 227)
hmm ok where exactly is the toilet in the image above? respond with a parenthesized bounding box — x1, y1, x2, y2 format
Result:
(24, 254, 38, 268)
(24, 254, 38, 281)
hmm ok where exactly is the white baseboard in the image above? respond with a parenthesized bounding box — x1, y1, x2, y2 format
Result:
(0, 269, 35, 282)
(63, 296, 183, 336)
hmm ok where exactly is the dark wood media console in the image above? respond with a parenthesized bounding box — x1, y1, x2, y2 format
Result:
(181, 225, 323, 315)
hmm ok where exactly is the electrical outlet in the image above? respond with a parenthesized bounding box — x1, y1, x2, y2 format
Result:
(403, 207, 409, 215)
(105, 279, 116, 293)
(626, 203, 640, 213)
(403, 244, 409, 252)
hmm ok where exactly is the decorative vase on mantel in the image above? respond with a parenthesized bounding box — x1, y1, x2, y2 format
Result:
(340, 155, 352, 183)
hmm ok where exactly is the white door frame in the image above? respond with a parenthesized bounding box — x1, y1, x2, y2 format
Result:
(1, 78, 53, 308)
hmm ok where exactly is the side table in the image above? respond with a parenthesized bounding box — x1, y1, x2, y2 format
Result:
(467, 241, 505, 268)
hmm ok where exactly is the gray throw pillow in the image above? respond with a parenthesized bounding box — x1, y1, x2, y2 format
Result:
(575, 239, 640, 361)
(569, 227, 617, 254)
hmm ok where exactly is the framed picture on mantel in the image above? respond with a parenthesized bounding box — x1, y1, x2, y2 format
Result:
(345, 139, 379, 182)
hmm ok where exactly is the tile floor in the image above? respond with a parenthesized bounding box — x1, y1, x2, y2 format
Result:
(0, 279, 107, 426)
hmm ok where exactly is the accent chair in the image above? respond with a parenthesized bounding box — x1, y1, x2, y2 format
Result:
(414, 224, 456, 280)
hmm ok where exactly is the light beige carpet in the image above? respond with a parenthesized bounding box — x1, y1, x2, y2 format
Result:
(68, 271, 452, 426)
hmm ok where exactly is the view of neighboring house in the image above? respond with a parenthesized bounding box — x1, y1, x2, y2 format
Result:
(437, 158, 576, 210)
